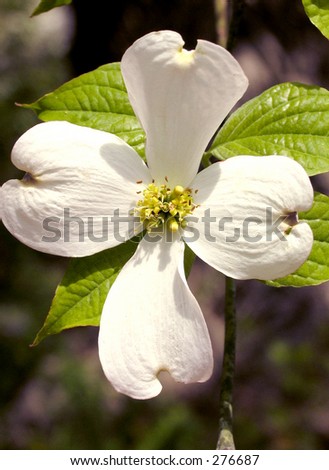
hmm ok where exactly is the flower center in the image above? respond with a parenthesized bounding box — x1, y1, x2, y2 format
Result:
(135, 182, 197, 233)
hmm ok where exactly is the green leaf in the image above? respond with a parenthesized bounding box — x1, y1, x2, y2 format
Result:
(302, 0, 329, 39)
(32, 240, 138, 346)
(267, 192, 329, 287)
(207, 82, 329, 176)
(22, 63, 146, 158)
(33, 236, 196, 345)
(184, 243, 196, 278)
(32, 0, 72, 16)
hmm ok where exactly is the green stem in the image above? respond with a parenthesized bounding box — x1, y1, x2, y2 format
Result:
(213, 0, 243, 450)
(216, 276, 236, 450)
(214, 0, 229, 47)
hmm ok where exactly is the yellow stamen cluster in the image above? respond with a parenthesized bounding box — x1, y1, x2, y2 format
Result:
(135, 182, 197, 232)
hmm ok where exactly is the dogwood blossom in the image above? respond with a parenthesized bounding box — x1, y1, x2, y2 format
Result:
(1, 31, 313, 399)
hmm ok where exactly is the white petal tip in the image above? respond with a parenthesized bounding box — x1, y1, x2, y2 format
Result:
(113, 376, 163, 400)
(105, 362, 214, 399)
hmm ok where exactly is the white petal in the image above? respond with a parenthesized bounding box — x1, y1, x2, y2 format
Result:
(98, 234, 213, 399)
(184, 155, 313, 280)
(121, 30, 248, 187)
(1, 121, 151, 256)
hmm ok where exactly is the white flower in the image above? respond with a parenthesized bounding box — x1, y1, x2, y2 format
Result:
(1, 31, 313, 399)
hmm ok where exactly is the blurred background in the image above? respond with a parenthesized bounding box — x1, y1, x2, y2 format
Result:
(1, 0, 329, 450)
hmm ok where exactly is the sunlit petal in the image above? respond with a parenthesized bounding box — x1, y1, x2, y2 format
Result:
(98, 234, 213, 399)
(1, 121, 151, 256)
(185, 155, 313, 280)
(121, 30, 248, 187)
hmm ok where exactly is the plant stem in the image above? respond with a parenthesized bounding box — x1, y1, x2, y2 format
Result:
(214, 0, 229, 47)
(213, 0, 243, 450)
(216, 276, 236, 450)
